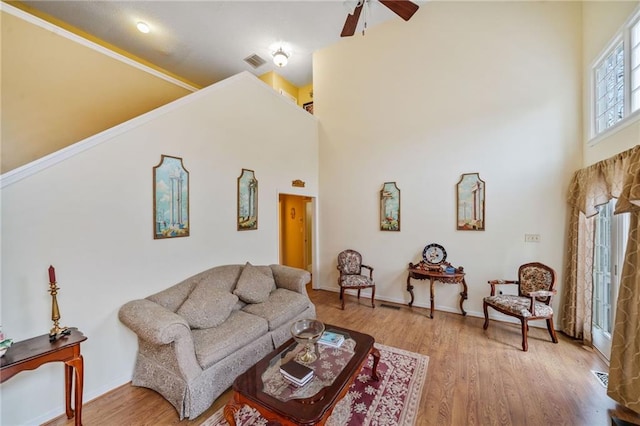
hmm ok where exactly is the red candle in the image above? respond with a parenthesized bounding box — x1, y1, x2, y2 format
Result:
(48, 265, 56, 283)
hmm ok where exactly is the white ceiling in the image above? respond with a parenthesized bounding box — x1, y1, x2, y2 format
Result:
(21, 1, 421, 88)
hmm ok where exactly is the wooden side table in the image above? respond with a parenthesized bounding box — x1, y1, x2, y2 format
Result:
(407, 265, 468, 318)
(0, 328, 87, 426)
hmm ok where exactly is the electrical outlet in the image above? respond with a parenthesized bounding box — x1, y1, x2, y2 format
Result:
(525, 234, 541, 243)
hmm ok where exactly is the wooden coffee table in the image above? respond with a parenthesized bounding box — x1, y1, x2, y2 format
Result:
(224, 324, 379, 426)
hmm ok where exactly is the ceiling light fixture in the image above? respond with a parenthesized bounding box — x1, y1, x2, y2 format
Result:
(272, 48, 289, 68)
(343, 0, 361, 15)
(136, 21, 150, 34)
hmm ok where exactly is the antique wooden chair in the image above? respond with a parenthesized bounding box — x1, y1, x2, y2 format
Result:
(336, 249, 375, 310)
(483, 262, 558, 351)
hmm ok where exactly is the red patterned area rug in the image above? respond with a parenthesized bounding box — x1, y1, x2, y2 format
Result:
(202, 343, 428, 426)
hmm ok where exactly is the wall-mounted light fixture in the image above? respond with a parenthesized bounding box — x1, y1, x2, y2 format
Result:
(272, 48, 289, 67)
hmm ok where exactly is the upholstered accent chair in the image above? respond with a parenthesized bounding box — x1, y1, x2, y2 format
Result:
(483, 262, 558, 351)
(337, 249, 375, 310)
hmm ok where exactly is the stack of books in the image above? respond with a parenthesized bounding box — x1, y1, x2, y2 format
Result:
(318, 330, 345, 348)
(280, 360, 314, 387)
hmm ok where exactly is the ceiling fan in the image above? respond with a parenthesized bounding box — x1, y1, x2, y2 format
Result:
(341, 0, 419, 37)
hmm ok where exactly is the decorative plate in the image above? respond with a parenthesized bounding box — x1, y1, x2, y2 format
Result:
(422, 243, 447, 265)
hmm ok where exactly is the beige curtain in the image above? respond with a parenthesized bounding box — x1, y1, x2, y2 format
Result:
(559, 209, 594, 342)
(608, 146, 640, 412)
(560, 144, 639, 412)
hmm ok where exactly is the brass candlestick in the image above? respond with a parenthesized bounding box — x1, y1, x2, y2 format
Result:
(48, 266, 70, 342)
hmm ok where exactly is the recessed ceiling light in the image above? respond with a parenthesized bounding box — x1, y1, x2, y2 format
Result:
(136, 21, 150, 34)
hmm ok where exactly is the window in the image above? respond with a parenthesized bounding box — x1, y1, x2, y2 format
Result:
(593, 11, 640, 137)
(632, 19, 640, 111)
(595, 43, 624, 134)
(592, 199, 629, 360)
(593, 201, 613, 336)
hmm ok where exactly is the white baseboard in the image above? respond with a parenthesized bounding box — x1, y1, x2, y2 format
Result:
(317, 285, 553, 329)
(32, 375, 131, 425)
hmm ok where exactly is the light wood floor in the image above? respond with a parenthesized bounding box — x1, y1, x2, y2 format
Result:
(45, 288, 640, 426)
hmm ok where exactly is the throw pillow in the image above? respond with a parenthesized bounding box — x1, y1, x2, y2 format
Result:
(177, 285, 238, 329)
(233, 262, 275, 304)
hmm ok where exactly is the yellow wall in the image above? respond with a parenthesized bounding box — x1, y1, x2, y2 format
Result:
(258, 71, 313, 108)
(1, 6, 194, 173)
(298, 83, 314, 107)
(258, 71, 275, 87)
(273, 73, 300, 105)
(7, 1, 199, 88)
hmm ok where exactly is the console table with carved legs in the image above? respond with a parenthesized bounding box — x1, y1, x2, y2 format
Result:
(407, 266, 468, 319)
(0, 328, 87, 426)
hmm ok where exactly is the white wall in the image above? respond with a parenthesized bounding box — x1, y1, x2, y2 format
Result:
(0, 72, 318, 425)
(314, 2, 582, 320)
(582, 1, 640, 166)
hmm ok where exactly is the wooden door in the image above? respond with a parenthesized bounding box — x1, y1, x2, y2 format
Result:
(280, 194, 307, 270)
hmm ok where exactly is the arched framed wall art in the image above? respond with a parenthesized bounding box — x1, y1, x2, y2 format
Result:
(380, 182, 400, 231)
(456, 173, 485, 231)
(237, 168, 258, 230)
(153, 155, 189, 239)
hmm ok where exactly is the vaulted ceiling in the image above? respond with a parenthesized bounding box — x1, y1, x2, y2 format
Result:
(19, 0, 423, 88)
(2, 1, 425, 173)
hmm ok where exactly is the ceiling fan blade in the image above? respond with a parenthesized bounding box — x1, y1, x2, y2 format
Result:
(379, 0, 419, 21)
(341, 3, 364, 37)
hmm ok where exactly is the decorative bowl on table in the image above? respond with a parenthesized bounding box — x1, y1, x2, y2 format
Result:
(290, 319, 325, 364)
(0, 338, 13, 357)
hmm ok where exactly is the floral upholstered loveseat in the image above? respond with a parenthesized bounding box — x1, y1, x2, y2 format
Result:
(118, 262, 315, 419)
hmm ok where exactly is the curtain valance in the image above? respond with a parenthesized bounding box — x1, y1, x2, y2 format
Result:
(567, 145, 639, 217)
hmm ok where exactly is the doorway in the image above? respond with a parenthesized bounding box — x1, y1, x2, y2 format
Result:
(592, 199, 629, 361)
(279, 194, 313, 274)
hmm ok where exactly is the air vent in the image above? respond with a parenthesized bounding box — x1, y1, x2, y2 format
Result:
(380, 303, 400, 310)
(244, 54, 267, 69)
(591, 370, 608, 388)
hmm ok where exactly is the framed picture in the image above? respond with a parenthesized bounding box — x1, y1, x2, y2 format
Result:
(238, 169, 258, 230)
(303, 101, 314, 115)
(153, 155, 189, 239)
(457, 173, 485, 231)
(380, 182, 400, 231)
